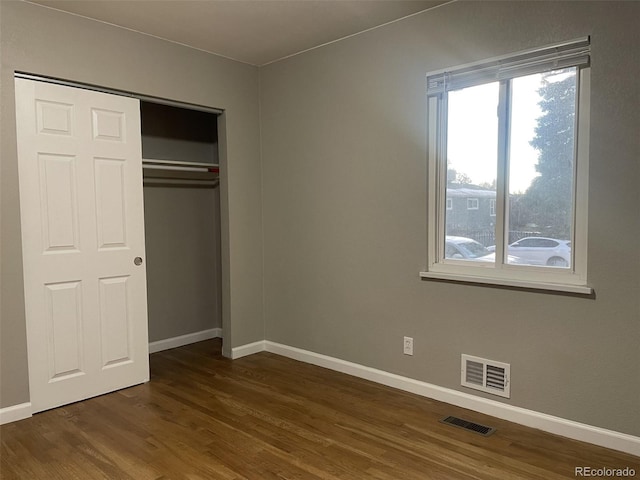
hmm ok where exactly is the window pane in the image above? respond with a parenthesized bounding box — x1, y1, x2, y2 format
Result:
(506, 68, 576, 268)
(445, 82, 498, 261)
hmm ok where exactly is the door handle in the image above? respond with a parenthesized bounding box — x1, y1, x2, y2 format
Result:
(134, 257, 143, 266)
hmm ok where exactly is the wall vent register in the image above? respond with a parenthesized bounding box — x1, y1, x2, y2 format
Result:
(461, 354, 510, 398)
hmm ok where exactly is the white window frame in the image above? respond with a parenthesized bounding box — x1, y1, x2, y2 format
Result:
(467, 198, 479, 210)
(489, 199, 496, 217)
(446, 198, 453, 210)
(421, 38, 592, 295)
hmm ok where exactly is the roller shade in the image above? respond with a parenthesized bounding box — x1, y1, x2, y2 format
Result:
(427, 37, 590, 95)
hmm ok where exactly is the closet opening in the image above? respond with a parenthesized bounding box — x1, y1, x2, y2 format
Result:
(140, 100, 223, 353)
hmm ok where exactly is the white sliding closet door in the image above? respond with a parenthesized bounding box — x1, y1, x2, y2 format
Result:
(15, 78, 150, 413)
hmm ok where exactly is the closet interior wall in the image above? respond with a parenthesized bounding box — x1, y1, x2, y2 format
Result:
(141, 102, 222, 344)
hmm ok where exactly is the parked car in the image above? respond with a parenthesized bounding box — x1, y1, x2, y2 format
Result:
(488, 237, 571, 267)
(445, 236, 524, 264)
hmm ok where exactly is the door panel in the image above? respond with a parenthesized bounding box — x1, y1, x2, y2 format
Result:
(39, 153, 80, 252)
(45, 280, 84, 380)
(94, 157, 128, 249)
(92, 108, 126, 142)
(98, 275, 133, 368)
(37, 100, 74, 136)
(15, 77, 149, 414)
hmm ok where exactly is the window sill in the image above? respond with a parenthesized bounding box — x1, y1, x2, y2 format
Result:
(419, 271, 593, 295)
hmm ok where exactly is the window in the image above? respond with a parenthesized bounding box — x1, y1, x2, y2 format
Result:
(423, 38, 591, 294)
(446, 198, 453, 210)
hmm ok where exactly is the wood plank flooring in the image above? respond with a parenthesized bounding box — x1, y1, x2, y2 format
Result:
(1, 339, 638, 479)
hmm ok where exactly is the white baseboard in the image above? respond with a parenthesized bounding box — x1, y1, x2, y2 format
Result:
(149, 328, 222, 354)
(229, 339, 639, 457)
(0, 402, 32, 425)
(231, 340, 266, 359)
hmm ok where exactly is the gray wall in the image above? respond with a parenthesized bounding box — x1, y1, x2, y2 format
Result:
(144, 186, 222, 342)
(260, 1, 640, 436)
(0, 1, 264, 408)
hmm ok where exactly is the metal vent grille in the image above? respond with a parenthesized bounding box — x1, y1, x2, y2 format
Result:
(440, 416, 496, 436)
(486, 364, 506, 391)
(465, 360, 484, 386)
(461, 354, 510, 398)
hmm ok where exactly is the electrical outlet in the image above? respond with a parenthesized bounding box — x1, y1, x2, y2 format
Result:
(403, 336, 413, 356)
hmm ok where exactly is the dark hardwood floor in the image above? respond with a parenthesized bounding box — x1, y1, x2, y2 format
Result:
(1, 339, 638, 479)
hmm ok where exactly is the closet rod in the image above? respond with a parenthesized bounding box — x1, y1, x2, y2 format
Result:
(144, 178, 219, 188)
(14, 72, 224, 115)
(143, 158, 220, 169)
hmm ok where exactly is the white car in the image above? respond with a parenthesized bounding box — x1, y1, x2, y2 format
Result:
(488, 237, 571, 267)
(445, 236, 524, 264)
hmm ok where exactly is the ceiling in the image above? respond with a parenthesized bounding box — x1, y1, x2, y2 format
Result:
(27, 0, 450, 66)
